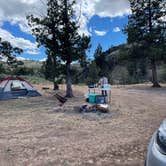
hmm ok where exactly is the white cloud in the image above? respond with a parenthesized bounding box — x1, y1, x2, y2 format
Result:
(26, 50, 40, 55)
(0, 55, 7, 62)
(16, 56, 29, 61)
(0, 0, 130, 40)
(0, 0, 45, 33)
(0, 27, 39, 55)
(0, 21, 3, 27)
(94, 0, 131, 18)
(75, 0, 130, 35)
(113, 27, 121, 32)
(94, 30, 107, 36)
(39, 58, 46, 62)
(0, 0, 130, 36)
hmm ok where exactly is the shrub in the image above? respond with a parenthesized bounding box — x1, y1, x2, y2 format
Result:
(0, 63, 5, 74)
(13, 67, 34, 76)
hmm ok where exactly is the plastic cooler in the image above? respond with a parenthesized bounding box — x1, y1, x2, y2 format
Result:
(89, 93, 98, 103)
(95, 95, 107, 104)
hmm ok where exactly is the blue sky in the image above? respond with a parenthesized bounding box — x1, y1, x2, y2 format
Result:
(88, 15, 128, 58)
(1, 16, 128, 60)
(1, 21, 46, 61)
(0, 0, 130, 61)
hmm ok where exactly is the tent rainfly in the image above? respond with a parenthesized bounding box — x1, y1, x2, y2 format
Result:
(0, 76, 41, 100)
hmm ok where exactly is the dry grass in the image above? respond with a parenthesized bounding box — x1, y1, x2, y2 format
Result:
(0, 84, 166, 166)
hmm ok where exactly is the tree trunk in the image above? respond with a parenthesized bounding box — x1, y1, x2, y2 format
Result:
(53, 82, 59, 90)
(66, 62, 74, 97)
(151, 59, 161, 87)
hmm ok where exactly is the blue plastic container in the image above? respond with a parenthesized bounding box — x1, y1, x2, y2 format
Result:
(89, 93, 97, 103)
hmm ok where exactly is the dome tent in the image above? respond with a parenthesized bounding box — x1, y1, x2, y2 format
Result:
(0, 76, 41, 100)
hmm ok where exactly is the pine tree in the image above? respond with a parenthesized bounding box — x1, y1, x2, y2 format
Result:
(27, 0, 90, 97)
(125, 0, 166, 87)
(94, 44, 109, 76)
(43, 50, 62, 81)
(94, 44, 103, 68)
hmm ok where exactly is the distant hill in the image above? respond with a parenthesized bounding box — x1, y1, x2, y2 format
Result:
(0, 59, 43, 76)
(23, 60, 43, 70)
(101, 44, 166, 84)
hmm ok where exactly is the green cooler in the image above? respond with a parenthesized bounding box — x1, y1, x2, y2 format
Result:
(89, 93, 97, 103)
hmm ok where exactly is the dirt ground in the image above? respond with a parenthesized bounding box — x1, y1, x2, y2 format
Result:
(0, 84, 166, 166)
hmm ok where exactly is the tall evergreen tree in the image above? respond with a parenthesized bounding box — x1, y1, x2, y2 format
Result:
(42, 49, 63, 81)
(125, 0, 166, 87)
(27, 0, 90, 97)
(94, 44, 103, 68)
(94, 44, 110, 76)
(94, 44, 102, 59)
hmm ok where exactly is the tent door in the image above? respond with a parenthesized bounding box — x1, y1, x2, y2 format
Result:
(11, 89, 28, 98)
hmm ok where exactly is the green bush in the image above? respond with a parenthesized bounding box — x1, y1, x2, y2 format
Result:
(23, 76, 51, 84)
(13, 67, 34, 76)
(0, 63, 5, 74)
